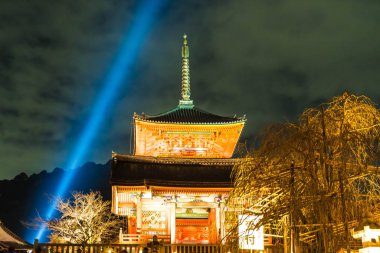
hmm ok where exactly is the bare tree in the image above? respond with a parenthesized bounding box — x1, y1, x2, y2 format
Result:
(44, 191, 121, 244)
(229, 93, 380, 252)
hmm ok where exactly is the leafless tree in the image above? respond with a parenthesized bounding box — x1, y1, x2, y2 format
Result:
(229, 93, 380, 252)
(43, 191, 121, 244)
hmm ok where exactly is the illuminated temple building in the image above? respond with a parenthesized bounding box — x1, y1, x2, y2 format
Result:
(110, 35, 246, 244)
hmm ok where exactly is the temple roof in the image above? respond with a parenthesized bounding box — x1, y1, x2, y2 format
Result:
(110, 154, 238, 187)
(0, 221, 31, 250)
(134, 106, 245, 124)
(134, 35, 246, 125)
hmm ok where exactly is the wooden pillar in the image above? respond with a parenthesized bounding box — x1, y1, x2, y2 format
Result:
(33, 239, 39, 253)
(119, 227, 123, 243)
(136, 196, 142, 234)
(216, 204, 221, 243)
(113, 186, 118, 214)
(284, 216, 288, 253)
(220, 202, 226, 244)
(170, 202, 176, 244)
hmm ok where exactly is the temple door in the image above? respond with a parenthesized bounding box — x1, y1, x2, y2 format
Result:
(128, 216, 137, 234)
(208, 208, 217, 244)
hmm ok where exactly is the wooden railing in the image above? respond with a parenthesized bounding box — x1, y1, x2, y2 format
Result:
(119, 234, 147, 245)
(33, 240, 282, 253)
(118, 234, 171, 244)
(160, 244, 229, 253)
(32, 244, 237, 253)
(33, 240, 244, 253)
(33, 241, 143, 253)
(32, 238, 366, 253)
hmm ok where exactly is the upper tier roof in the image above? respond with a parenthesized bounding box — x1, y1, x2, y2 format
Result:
(133, 35, 246, 126)
(135, 106, 245, 124)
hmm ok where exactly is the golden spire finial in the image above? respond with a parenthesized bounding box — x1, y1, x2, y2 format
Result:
(182, 34, 189, 58)
(179, 33, 193, 108)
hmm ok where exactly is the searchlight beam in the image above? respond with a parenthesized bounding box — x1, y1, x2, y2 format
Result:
(31, 0, 165, 242)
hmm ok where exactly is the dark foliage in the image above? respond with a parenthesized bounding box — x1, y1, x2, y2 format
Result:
(0, 161, 111, 240)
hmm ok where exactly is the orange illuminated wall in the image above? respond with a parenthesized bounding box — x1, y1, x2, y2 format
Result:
(134, 119, 245, 158)
(175, 209, 217, 244)
(176, 219, 209, 244)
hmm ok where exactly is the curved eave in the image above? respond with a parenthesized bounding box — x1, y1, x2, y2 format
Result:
(0, 221, 32, 247)
(111, 179, 233, 188)
(110, 155, 236, 187)
(133, 105, 247, 125)
(112, 153, 241, 166)
(134, 116, 246, 125)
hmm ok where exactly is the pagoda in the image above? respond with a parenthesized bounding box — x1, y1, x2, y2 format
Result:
(110, 35, 246, 245)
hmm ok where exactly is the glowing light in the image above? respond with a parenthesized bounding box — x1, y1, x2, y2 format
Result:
(134, 120, 245, 158)
(238, 215, 264, 250)
(352, 225, 380, 252)
(30, 0, 165, 242)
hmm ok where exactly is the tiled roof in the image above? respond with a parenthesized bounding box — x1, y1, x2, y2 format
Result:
(134, 106, 245, 124)
(110, 154, 239, 187)
(0, 221, 31, 250)
(113, 154, 239, 165)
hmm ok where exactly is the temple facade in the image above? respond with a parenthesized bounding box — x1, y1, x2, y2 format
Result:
(110, 35, 246, 245)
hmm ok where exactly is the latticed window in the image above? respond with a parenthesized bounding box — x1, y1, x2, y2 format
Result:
(117, 206, 136, 216)
(141, 210, 168, 235)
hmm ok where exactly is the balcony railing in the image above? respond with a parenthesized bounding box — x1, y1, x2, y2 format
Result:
(33, 241, 235, 253)
(119, 234, 171, 245)
(33, 242, 144, 253)
(160, 244, 233, 253)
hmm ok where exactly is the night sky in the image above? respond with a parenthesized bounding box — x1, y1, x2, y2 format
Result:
(1, 0, 380, 179)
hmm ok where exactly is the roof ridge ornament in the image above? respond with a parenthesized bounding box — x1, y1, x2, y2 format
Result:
(179, 34, 194, 108)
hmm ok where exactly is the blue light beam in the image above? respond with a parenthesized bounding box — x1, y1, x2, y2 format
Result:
(32, 0, 165, 241)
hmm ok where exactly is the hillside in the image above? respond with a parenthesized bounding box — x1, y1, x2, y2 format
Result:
(0, 161, 111, 242)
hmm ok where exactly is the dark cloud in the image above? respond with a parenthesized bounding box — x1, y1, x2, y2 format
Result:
(0, 107, 19, 118)
(1, 0, 380, 179)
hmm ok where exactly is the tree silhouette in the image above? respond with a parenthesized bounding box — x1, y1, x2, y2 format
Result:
(229, 93, 380, 252)
(43, 191, 121, 244)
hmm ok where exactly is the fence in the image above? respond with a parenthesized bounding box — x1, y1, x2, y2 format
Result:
(33, 240, 284, 253)
(33, 242, 226, 253)
(34, 241, 143, 253)
(119, 234, 171, 244)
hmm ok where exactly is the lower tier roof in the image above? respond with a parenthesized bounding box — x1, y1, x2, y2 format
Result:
(110, 154, 238, 188)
